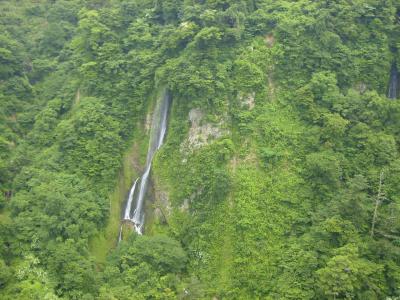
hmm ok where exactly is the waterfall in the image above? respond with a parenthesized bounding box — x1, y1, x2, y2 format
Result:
(124, 178, 139, 220)
(131, 164, 151, 233)
(121, 91, 171, 236)
(388, 64, 398, 99)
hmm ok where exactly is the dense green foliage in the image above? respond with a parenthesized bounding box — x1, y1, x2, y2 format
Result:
(0, 0, 400, 299)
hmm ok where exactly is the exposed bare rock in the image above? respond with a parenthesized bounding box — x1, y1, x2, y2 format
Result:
(152, 175, 171, 223)
(355, 82, 367, 94)
(180, 188, 203, 212)
(181, 108, 228, 151)
(145, 111, 152, 134)
(189, 108, 203, 125)
(238, 92, 255, 110)
(180, 198, 189, 212)
(265, 34, 275, 47)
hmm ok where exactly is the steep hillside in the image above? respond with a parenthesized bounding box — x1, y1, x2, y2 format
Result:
(0, 0, 400, 299)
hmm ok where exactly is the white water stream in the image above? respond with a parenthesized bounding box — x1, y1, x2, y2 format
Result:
(121, 91, 171, 236)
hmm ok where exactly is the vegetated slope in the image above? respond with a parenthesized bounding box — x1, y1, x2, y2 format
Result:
(0, 0, 399, 299)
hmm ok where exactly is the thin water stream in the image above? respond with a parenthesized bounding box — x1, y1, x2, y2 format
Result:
(120, 91, 171, 238)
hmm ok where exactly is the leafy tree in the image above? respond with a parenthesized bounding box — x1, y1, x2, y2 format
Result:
(305, 151, 342, 198)
(316, 244, 385, 299)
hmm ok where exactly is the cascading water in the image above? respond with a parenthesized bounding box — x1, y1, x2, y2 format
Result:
(388, 64, 398, 99)
(124, 178, 139, 220)
(121, 91, 171, 237)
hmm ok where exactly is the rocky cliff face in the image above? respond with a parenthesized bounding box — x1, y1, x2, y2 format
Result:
(152, 177, 171, 223)
(181, 108, 228, 152)
(238, 92, 255, 110)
